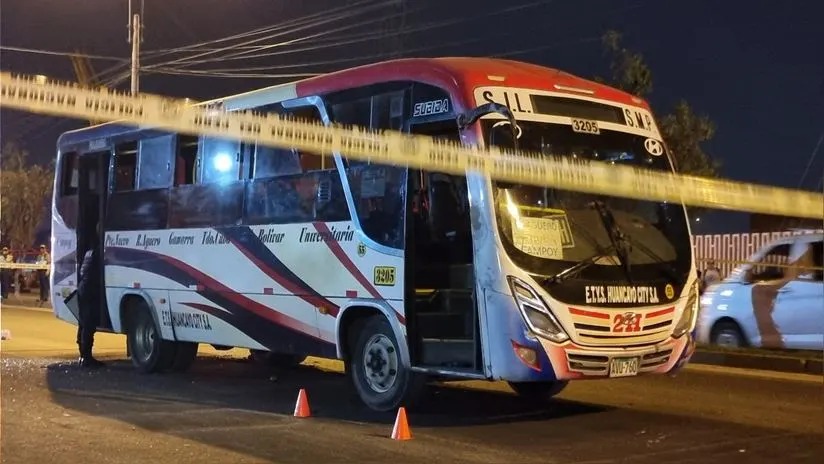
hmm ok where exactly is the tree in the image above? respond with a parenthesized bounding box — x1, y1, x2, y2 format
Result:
(600, 30, 654, 98)
(657, 100, 721, 178)
(0, 142, 54, 253)
(598, 30, 720, 179)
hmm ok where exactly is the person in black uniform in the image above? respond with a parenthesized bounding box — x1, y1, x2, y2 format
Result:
(77, 223, 104, 368)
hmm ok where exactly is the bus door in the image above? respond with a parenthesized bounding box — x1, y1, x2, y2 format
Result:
(76, 149, 113, 331)
(404, 118, 481, 374)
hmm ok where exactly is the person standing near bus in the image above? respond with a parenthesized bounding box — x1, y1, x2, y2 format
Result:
(76, 226, 104, 368)
(703, 260, 722, 288)
(36, 244, 51, 305)
(1, 247, 14, 300)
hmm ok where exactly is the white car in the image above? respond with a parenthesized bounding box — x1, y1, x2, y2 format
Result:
(696, 233, 823, 351)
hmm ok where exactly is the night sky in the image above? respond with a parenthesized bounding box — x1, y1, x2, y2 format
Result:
(1, 0, 822, 234)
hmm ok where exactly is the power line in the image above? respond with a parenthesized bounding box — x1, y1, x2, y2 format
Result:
(171, 0, 547, 67)
(141, 0, 379, 57)
(796, 131, 824, 190)
(151, 27, 535, 74)
(493, 36, 601, 58)
(146, 1, 390, 69)
(0, 3, 382, 90)
(0, 45, 128, 63)
(145, 69, 320, 79)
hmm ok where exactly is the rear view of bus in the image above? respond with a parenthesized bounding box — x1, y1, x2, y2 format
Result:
(466, 73, 698, 397)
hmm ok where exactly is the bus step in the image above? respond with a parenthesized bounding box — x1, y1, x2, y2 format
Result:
(420, 338, 475, 368)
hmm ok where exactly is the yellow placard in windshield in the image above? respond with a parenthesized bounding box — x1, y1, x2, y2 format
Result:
(506, 204, 575, 248)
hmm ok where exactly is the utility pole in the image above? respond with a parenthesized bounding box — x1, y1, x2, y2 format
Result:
(127, 0, 144, 95)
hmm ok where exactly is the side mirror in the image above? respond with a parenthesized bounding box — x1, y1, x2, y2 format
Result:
(457, 102, 521, 189)
(457, 102, 521, 151)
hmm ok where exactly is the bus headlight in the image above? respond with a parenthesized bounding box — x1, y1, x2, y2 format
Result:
(508, 276, 569, 343)
(673, 283, 699, 338)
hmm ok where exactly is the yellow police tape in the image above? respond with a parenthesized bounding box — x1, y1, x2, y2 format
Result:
(0, 263, 49, 271)
(1, 72, 822, 219)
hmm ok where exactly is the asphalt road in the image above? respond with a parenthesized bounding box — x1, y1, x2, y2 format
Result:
(1, 305, 822, 464)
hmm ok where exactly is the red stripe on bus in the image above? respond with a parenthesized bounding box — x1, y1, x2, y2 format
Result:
(569, 307, 610, 320)
(647, 307, 675, 318)
(157, 255, 324, 342)
(228, 237, 340, 318)
(312, 222, 406, 325)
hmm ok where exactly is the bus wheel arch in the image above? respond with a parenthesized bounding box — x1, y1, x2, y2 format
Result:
(336, 304, 410, 368)
(121, 294, 178, 374)
(338, 306, 422, 411)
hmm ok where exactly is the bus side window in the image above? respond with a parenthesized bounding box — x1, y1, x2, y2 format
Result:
(331, 91, 406, 249)
(288, 106, 330, 172)
(113, 141, 138, 192)
(59, 151, 79, 196)
(175, 135, 198, 185)
(137, 135, 174, 189)
(253, 143, 302, 179)
(198, 136, 241, 184)
(244, 104, 345, 225)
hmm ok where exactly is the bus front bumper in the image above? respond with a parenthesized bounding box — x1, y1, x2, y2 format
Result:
(532, 333, 696, 381)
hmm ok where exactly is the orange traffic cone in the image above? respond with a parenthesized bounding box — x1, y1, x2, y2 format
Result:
(391, 407, 412, 440)
(294, 388, 311, 418)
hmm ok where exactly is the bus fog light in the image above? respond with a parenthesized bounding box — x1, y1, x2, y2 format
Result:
(511, 340, 540, 371)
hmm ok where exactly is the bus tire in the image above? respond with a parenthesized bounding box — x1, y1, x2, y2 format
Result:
(126, 301, 176, 374)
(508, 380, 569, 402)
(349, 315, 424, 412)
(170, 342, 199, 372)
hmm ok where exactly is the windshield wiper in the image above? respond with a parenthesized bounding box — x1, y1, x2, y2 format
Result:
(615, 232, 682, 283)
(539, 207, 683, 286)
(589, 200, 633, 284)
(542, 242, 622, 285)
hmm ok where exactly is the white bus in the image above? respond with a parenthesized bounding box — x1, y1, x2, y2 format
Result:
(50, 57, 699, 411)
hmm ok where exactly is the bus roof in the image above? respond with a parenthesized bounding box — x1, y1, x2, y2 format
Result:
(58, 57, 646, 148)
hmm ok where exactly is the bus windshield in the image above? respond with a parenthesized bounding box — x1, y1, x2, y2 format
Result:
(483, 119, 692, 283)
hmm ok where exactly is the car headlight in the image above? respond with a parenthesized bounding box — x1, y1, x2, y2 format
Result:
(508, 276, 569, 343)
(673, 282, 699, 338)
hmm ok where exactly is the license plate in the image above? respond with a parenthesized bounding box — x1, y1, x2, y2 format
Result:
(609, 357, 640, 378)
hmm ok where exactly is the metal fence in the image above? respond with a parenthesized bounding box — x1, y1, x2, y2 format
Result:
(693, 229, 824, 277)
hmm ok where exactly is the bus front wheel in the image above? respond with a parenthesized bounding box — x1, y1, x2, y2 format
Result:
(348, 315, 424, 412)
(508, 380, 569, 402)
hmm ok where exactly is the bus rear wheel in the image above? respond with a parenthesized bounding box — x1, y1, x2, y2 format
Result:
(349, 315, 424, 412)
(508, 380, 569, 402)
(126, 301, 177, 374)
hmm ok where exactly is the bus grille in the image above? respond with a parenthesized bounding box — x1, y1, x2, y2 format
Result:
(566, 349, 674, 375)
(567, 306, 675, 347)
